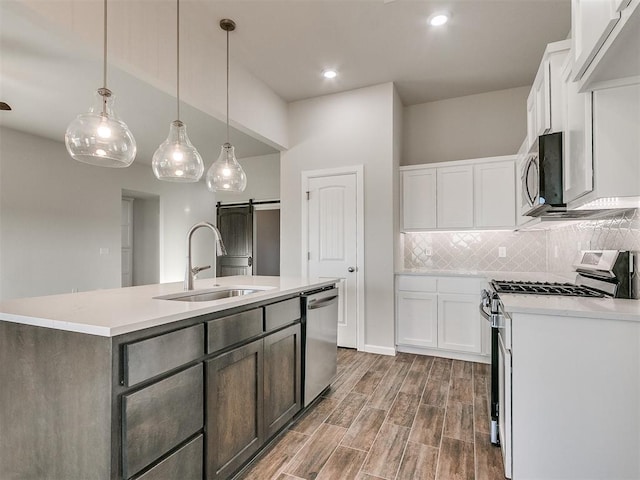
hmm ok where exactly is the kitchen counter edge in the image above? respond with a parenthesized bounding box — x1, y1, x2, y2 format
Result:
(0, 276, 337, 337)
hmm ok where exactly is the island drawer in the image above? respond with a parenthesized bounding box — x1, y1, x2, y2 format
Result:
(134, 434, 203, 480)
(124, 324, 204, 387)
(207, 308, 263, 353)
(122, 364, 204, 479)
(265, 297, 301, 331)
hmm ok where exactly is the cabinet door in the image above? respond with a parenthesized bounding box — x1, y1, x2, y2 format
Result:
(592, 83, 640, 200)
(572, 0, 621, 80)
(474, 160, 516, 228)
(264, 323, 302, 438)
(396, 292, 438, 348)
(515, 139, 530, 226)
(535, 63, 551, 136)
(437, 294, 482, 354)
(562, 58, 594, 204)
(206, 339, 264, 480)
(526, 89, 537, 151)
(436, 166, 474, 228)
(402, 169, 437, 230)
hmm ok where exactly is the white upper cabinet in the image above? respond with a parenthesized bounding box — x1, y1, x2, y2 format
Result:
(400, 156, 517, 232)
(526, 40, 571, 151)
(436, 165, 474, 229)
(474, 161, 516, 228)
(401, 169, 437, 231)
(572, 0, 640, 90)
(567, 82, 640, 209)
(572, 0, 622, 81)
(561, 57, 594, 204)
(515, 138, 530, 226)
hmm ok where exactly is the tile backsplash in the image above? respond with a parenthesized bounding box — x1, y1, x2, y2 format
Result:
(402, 209, 640, 273)
(403, 230, 547, 272)
(547, 208, 640, 272)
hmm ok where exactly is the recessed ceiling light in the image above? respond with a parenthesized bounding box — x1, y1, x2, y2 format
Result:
(322, 69, 337, 79)
(428, 13, 449, 27)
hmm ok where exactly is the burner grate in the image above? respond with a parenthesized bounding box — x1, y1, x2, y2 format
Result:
(491, 280, 605, 298)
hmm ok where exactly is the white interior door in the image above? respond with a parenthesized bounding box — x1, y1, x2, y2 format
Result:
(306, 171, 360, 349)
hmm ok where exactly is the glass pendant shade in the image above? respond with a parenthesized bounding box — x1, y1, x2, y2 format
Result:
(65, 88, 136, 168)
(152, 120, 204, 182)
(206, 143, 247, 193)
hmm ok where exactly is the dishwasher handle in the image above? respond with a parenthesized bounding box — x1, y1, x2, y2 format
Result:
(308, 295, 338, 310)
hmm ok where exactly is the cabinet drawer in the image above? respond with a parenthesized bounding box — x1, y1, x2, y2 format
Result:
(124, 324, 204, 387)
(123, 364, 204, 478)
(438, 277, 483, 295)
(265, 297, 301, 331)
(396, 276, 437, 293)
(134, 434, 203, 480)
(208, 309, 263, 353)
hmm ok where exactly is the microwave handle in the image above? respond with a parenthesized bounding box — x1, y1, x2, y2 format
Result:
(523, 157, 538, 207)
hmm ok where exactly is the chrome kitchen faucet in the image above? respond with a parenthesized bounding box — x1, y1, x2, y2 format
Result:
(184, 221, 227, 291)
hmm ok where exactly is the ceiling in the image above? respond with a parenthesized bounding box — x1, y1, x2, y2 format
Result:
(0, 0, 571, 165)
(202, 0, 572, 105)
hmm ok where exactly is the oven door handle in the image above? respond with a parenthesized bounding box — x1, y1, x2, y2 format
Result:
(479, 303, 502, 328)
(479, 303, 491, 321)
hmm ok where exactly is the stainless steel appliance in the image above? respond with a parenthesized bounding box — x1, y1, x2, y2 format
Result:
(492, 250, 638, 299)
(521, 132, 565, 217)
(301, 287, 339, 407)
(480, 249, 637, 479)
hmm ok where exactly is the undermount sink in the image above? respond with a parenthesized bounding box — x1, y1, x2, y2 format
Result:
(154, 287, 270, 302)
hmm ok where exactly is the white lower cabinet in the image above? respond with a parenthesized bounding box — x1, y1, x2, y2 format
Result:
(396, 292, 438, 348)
(437, 294, 482, 354)
(396, 275, 488, 362)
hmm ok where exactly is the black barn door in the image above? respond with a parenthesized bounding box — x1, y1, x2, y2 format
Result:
(216, 205, 253, 277)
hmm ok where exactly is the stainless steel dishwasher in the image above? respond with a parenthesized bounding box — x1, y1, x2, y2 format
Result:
(302, 287, 339, 407)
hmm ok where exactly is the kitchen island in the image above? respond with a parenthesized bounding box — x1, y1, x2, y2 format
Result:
(0, 276, 337, 480)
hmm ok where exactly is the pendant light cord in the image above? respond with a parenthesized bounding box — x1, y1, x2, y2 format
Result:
(226, 28, 229, 144)
(176, 0, 180, 121)
(102, 0, 108, 115)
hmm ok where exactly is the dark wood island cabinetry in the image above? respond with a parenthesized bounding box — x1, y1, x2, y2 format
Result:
(0, 282, 322, 480)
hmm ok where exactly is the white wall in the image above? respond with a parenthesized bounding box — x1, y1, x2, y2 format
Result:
(280, 83, 397, 352)
(0, 127, 217, 300)
(393, 86, 403, 272)
(215, 153, 280, 204)
(403, 86, 529, 165)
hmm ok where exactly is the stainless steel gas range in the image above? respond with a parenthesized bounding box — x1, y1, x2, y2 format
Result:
(480, 250, 637, 479)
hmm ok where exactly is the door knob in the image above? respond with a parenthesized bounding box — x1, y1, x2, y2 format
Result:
(348, 267, 355, 273)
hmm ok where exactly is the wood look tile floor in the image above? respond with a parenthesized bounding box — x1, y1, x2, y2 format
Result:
(237, 349, 505, 480)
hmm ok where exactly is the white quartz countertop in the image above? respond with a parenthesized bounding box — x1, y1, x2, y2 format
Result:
(0, 276, 337, 337)
(396, 269, 640, 322)
(499, 293, 640, 322)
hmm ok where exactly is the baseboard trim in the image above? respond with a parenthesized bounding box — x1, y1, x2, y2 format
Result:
(363, 344, 396, 356)
(396, 344, 490, 364)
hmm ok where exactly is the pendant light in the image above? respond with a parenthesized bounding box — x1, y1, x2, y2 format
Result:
(206, 19, 247, 193)
(65, 0, 136, 168)
(152, 0, 204, 182)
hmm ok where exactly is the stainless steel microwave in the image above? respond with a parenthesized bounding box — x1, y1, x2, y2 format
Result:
(520, 132, 565, 217)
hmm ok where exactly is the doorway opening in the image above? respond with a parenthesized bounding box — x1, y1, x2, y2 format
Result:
(216, 199, 280, 277)
(121, 190, 160, 287)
